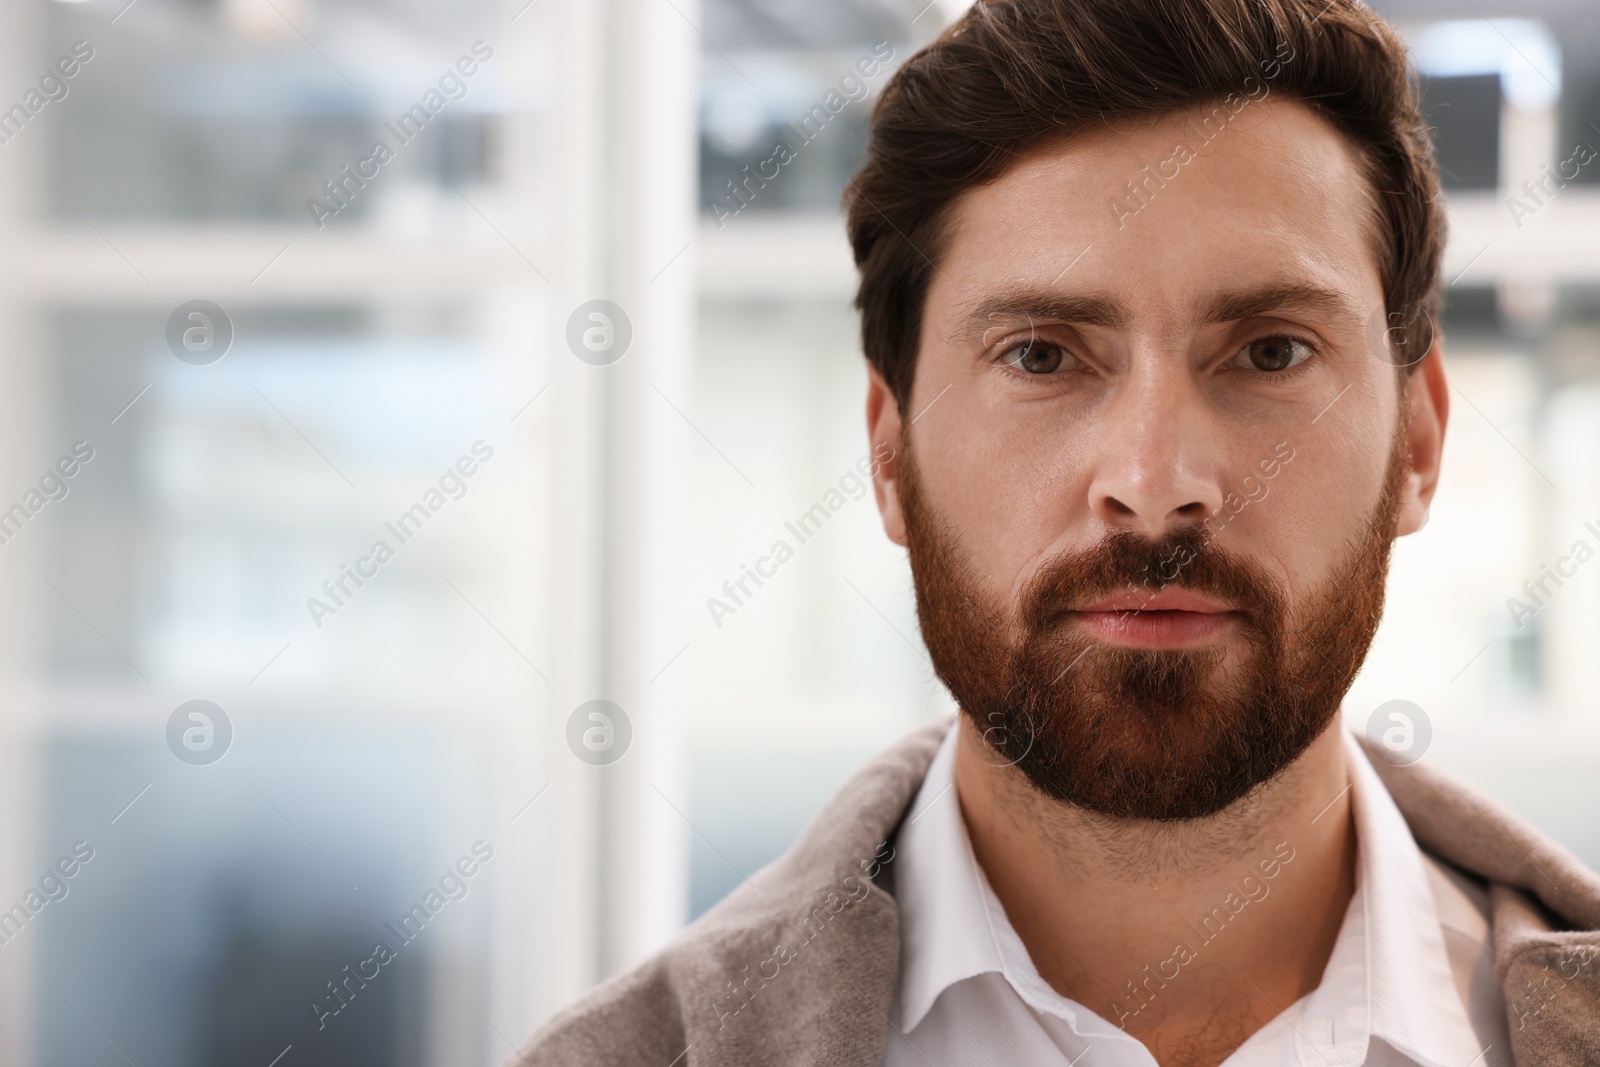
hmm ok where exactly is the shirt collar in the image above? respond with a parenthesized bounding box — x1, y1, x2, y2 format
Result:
(892, 717, 1146, 1049)
(1273, 729, 1488, 1067)
(892, 715, 998, 1033)
(892, 716, 1488, 1067)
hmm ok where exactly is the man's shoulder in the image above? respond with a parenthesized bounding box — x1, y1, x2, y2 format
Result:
(515, 956, 686, 1066)
(509, 718, 950, 1066)
(1357, 733, 1600, 1061)
(1355, 733, 1600, 931)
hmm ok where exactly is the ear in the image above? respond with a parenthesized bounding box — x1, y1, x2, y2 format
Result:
(865, 365, 908, 547)
(1394, 335, 1448, 537)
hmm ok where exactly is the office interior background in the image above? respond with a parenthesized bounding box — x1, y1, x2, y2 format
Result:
(0, 0, 1593, 1062)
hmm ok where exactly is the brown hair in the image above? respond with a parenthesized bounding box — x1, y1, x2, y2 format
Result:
(845, 0, 1445, 414)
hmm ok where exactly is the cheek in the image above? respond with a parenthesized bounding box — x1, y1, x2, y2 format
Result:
(1235, 443, 1385, 606)
(1230, 364, 1396, 540)
(913, 390, 1094, 599)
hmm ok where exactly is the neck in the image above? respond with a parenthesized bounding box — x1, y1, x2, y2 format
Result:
(952, 712, 1357, 1066)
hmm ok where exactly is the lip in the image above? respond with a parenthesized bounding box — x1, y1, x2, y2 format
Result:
(1068, 589, 1242, 649)
(1078, 589, 1232, 613)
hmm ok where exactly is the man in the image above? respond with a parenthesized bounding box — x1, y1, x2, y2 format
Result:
(516, 0, 1600, 1063)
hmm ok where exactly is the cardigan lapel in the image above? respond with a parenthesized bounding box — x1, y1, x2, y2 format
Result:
(667, 719, 945, 1065)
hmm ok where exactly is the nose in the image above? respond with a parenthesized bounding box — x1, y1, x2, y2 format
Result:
(1085, 360, 1225, 542)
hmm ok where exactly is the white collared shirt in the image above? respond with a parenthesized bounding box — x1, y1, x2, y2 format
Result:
(881, 717, 1512, 1067)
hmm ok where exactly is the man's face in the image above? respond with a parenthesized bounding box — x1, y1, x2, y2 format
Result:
(867, 99, 1447, 820)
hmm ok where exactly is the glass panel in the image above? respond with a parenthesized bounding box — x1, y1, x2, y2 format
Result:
(42, 0, 509, 225)
(0, 0, 561, 1062)
(25, 293, 545, 1065)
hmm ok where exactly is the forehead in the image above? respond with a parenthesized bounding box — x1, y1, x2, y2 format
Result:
(934, 99, 1385, 322)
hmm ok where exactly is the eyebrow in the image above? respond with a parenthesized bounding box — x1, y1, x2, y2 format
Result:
(959, 281, 1362, 341)
(962, 287, 1129, 339)
(1198, 283, 1363, 327)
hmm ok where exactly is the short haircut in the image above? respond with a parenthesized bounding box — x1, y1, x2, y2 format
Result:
(845, 0, 1445, 414)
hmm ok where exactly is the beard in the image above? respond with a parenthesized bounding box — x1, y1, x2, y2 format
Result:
(899, 427, 1409, 822)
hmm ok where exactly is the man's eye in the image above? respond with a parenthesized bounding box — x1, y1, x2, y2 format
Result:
(1232, 336, 1312, 373)
(1001, 340, 1071, 374)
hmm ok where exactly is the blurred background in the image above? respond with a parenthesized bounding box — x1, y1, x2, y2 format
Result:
(0, 0, 1594, 1063)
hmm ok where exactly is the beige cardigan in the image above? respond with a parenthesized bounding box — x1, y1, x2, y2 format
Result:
(512, 719, 1600, 1065)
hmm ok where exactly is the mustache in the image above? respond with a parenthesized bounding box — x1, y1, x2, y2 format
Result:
(1017, 523, 1288, 635)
